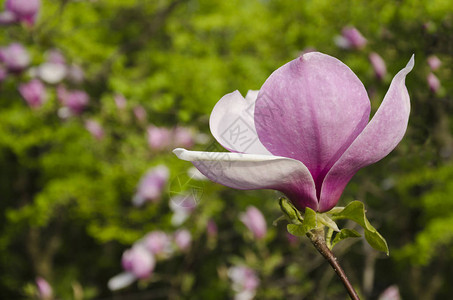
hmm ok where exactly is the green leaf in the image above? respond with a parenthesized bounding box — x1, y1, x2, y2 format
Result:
(332, 201, 389, 255)
(331, 229, 361, 249)
(286, 207, 318, 237)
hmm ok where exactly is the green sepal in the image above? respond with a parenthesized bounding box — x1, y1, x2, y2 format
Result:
(331, 228, 361, 249)
(279, 197, 304, 224)
(287, 207, 317, 237)
(331, 201, 389, 255)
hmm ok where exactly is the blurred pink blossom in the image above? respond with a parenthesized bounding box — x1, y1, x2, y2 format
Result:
(35, 277, 52, 300)
(132, 165, 169, 206)
(427, 72, 440, 93)
(335, 26, 367, 50)
(57, 85, 89, 114)
(228, 266, 259, 300)
(239, 206, 267, 240)
(5, 0, 40, 26)
(0, 43, 30, 72)
(121, 245, 155, 279)
(427, 55, 441, 71)
(369, 52, 387, 80)
(174, 229, 192, 251)
(144, 231, 171, 256)
(133, 105, 147, 122)
(378, 285, 400, 300)
(147, 125, 172, 150)
(114, 94, 127, 110)
(19, 79, 46, 109)
(85, 119, 104, 140)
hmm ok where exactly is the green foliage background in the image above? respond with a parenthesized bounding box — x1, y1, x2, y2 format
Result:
(1, 0, 453, 299)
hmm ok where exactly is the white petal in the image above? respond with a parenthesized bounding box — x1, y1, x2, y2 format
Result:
(209, 91, 272, 155)
(173, 148, 318, 210)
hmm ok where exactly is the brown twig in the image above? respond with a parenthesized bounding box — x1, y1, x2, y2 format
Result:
(307, 228, 360, 300)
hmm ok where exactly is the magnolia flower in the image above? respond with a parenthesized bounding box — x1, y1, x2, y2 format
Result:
(228, 266, 259, 300)
(132, 165, 169, 206)
(427, 55, 441, 71)
(84, 119, 104, 140)
(0, 43, 30, 72)
(174, 229, 192, 251)
(174, 52, 414, 212)
(36, 277, 52, 300)
(239, 206, 267, 240)
(335, 26, 367, 50)
(19, 79, 46, 109)
(427, 72, 440, 93)
(369, 52, 387, 80)
(5, 0, 40, 26)
(66, 64, 84, 84)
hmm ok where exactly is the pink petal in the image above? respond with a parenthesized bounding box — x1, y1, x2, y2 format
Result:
(173, 148, 318, 210)
(319, 56, 414, 212)
(255, 52, 370, 196)
(209, 90, 272, 155)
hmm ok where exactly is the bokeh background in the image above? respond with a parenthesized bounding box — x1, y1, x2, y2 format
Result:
(1, 0, 453, 299)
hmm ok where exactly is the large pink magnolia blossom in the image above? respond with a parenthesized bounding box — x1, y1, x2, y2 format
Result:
(174, 52, 414, 212)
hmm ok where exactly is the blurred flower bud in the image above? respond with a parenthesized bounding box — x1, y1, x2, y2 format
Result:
(369, 52, 387, 80)
(85, 119, 104, 140)
(0, 43, 30, 72)
(107, 272, 136, 291)
(147, 125, 172, 150)
(66, 64, 84, 84)
(57, 85, 89, 114)
(19, 79, 46, 109)
(207, 219, 218, 238)
(174, 229, 192, 251)
(174, 127, 194, 148)
(170, 194, 198, 226)
(35, 62, 67, 84)
(35, 277, 52, 300)
(0, 65, 6, 82)
(427, 72, 440, 93)
(114, 94, 127, 110)
(45, 49, 65, 65)
(427, 55, 441, 71)
(187, 166, 208, 180)
(121, 245, 155, 279)
(0, 10, 16, 24)
(133, 105, 147, 122)
(228, 266, 259, 300)
(378, 285, 400, 300)
(335, 26, 367, 50)
(239, 206, 267, 240)
(132, 165, 169, 206)
(5, 0, 40, 26)
(144, 231, 171, 256)
(286, 232, 298, 246)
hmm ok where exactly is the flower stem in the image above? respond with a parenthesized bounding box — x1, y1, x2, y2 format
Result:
(307, 228, 360, 300)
